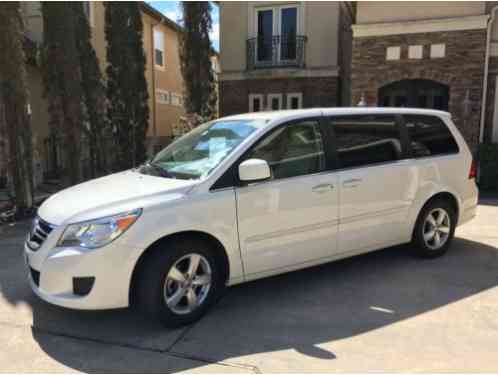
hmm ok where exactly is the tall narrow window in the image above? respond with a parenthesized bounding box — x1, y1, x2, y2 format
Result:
(249, 94, 264, 112)
(280, 7, 297, 60)
(154, 28, 165, 68)
(268, 94, 282, 111)
(257, 9, 273, 62)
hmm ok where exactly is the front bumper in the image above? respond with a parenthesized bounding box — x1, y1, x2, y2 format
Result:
(25, 238, 139, 310)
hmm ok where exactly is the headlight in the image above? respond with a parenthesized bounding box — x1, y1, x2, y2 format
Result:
(58, 209, 142, 249)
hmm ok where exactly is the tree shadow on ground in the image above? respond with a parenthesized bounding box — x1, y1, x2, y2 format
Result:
(1, 220, 498, 372)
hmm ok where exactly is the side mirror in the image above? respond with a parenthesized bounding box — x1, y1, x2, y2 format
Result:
(238, 159, 271, 183)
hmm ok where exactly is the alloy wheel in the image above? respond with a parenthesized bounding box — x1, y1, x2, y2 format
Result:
(163, 253, 212, 315)
(423, 208, 451, 250)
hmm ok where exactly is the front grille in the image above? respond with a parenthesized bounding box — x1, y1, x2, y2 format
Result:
(30, 267, 40, 287)
(26, 217, 55, 251)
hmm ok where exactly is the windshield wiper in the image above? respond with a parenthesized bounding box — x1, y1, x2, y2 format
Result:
(142, 162, 174, 178)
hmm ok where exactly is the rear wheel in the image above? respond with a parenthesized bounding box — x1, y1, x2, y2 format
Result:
(412, 199, 456, 258)
(135, 238, 223, 327)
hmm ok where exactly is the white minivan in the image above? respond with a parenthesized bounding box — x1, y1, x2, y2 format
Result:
(25, 108, 478, 327)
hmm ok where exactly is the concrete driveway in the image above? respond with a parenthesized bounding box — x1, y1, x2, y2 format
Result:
(0, 198, 498, 372)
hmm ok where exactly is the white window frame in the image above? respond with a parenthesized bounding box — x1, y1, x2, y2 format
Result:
(430, 43, 446, 59)
(267, 93, 283, 111)
(254, 4, 301, 65)
(249, 94, 264, 112)
(155, 89, 170, 105)
(386, 46, 401, 61)
(408, 45, 423, 59)
(170, 93, 183, 107)
(154, 28, 165, 70)
(287, 92, 303, 109)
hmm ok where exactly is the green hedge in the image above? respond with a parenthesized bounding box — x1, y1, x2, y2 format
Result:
(479, 144, 498, 191)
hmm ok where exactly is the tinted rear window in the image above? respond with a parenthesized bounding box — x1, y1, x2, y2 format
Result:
(404, 115, 459, 157)
(330, 115, 402, 169)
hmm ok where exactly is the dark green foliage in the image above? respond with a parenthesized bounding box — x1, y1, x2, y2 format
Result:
(180, 2, 216, 119)
(105, 2, 149, 171)
(41, 2, 85, 185)
(72, 2, 108, 177)
(479, 144, 498, 191)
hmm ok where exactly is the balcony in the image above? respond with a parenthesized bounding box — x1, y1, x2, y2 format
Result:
(247, 35, 307, 70)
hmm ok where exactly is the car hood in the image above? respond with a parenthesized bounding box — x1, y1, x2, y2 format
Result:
(38, 170, 198, 226)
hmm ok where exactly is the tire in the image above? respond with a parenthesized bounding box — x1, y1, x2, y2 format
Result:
(411, 199, 457, 258)
(135, 237, 224, 328)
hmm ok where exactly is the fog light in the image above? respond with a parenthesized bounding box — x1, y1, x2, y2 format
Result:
(73, 277, 95, 296)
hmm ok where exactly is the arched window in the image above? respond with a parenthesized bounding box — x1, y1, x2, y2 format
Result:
(378, 79, 449, 111)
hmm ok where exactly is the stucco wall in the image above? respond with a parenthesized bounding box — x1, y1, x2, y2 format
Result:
(357, 1, 485, 25)
(219, 1, 340, 73)
(92, 2, 185, 141)
(219, 2, 248, 72)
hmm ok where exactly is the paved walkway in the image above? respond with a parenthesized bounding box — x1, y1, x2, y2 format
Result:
(0, 199, 497, 372)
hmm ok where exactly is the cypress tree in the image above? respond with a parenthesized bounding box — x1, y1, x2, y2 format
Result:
(41, 2, 85, 185)
(73, 2, 108, 177)
(0, 2, 34, 214)
(105, 2, 149, 170)
(180, 2, 217, 120)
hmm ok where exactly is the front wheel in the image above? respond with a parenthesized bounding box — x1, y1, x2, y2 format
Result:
(136, 238, 223, 327)
(412, 199, 456, 258)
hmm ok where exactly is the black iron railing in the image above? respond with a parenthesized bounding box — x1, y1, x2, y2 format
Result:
(247, 35, 307, 70)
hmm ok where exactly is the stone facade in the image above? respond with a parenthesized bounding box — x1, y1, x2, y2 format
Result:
(220, 76, 339, 117)
(484, 56, 498, 144)
(351, 29, 487, 152)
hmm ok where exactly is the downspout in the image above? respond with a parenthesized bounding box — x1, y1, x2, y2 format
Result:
(479, 7, 498, 145)
(150, 21, 158, 153)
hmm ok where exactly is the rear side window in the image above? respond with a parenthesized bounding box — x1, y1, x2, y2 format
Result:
(330, 115, 402, 169)
(404, 115, 459, 157)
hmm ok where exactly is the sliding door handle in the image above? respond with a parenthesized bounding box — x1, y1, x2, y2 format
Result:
(312, 183, 334, 193)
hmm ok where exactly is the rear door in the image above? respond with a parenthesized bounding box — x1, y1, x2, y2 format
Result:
(329, 115, 417, 253)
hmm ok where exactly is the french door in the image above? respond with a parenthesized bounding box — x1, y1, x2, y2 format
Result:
(256, 6, 298, 64)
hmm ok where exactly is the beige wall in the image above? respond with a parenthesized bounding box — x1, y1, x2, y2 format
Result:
(306, 2, 340, 69)
(357, 2, 485, 24)
(88, 2, 186, 139)
(219, 1, 341, 73)
(219, 2, 248, 72)
(142, 12, 185, 139)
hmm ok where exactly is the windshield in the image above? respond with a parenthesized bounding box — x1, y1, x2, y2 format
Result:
(142, 119, 267, 180)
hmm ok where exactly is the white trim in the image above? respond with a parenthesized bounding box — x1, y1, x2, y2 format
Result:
(267, 93, 283, 111)
(352, 15, 489, 38)
(287, 92, 303, 109)
(249, 94, 264, 112)
(493, 76, 498, 143)
(219, 67, 340, 81)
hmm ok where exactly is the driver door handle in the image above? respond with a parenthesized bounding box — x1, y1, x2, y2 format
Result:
(342, 178, 362, 188)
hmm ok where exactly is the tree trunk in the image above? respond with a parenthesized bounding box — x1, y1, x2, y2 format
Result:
(0, 2, 34, 214)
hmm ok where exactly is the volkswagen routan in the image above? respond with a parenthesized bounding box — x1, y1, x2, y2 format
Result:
(25, 108, 478, 327)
